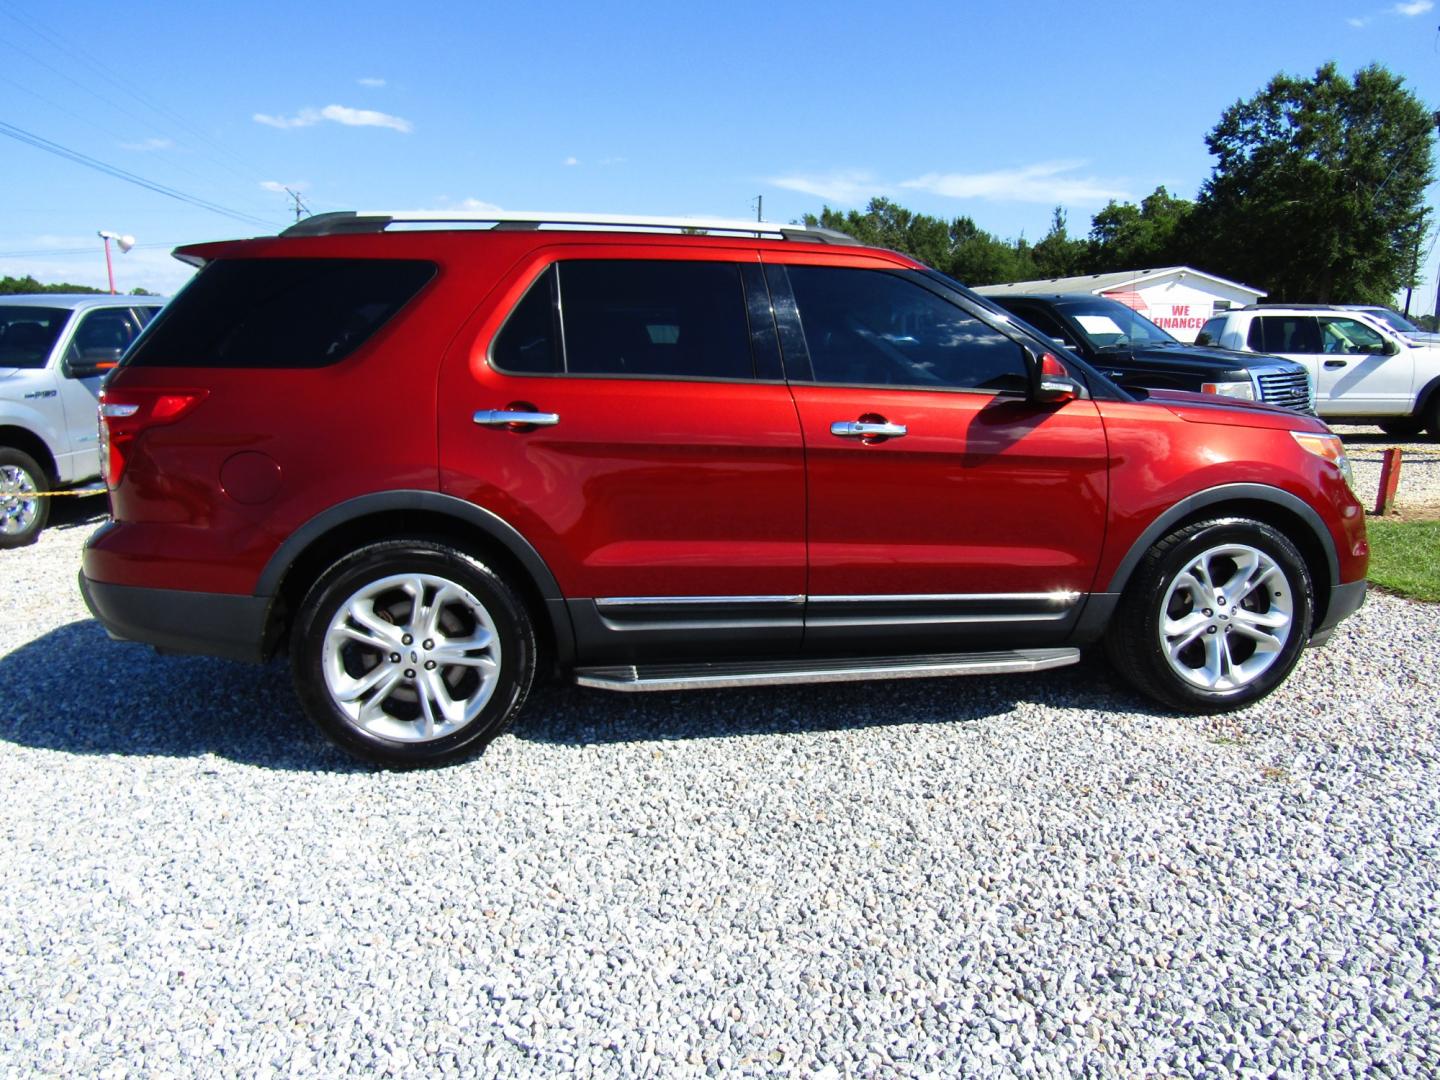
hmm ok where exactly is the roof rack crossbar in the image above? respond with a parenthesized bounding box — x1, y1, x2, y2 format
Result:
(279, 210, 859, 244)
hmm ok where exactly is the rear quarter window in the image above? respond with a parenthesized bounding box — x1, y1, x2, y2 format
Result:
(124, 258, 436, 368)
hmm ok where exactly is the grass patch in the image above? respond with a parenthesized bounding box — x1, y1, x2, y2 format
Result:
(1366, 518, 1440, 602)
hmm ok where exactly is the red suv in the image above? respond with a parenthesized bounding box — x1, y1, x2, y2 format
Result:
(80, 212, 1368, 766)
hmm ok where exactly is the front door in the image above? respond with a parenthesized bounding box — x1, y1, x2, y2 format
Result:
(765, 261, 1110, 649)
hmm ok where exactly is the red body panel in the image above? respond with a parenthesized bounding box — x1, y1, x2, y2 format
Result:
(792, 385, 1109, 596)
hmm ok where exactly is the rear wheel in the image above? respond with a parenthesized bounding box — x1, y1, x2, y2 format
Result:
(0, 448, 49, 549)
(1105, 518, 1313, 713)
(1425, 394, 1440, 439)
(290, 540, 535, 767)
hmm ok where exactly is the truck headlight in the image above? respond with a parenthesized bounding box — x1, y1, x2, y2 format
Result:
(1200, 379, 1256, 401)
(1292, 431, 1354, 489)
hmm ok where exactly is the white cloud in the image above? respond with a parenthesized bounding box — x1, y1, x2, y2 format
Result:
(901, 161, 1130, 206)
(767, 170, 880, 205)
(357, 77, 386, 87)
(118, 137, 173, 151)
(1347, 15, 1372, 25)
(563, 156, 580, 166)
(457, 198, 504, 213)
(1394, 0, 1433, 14)
(254, 104, 412, 133)
(259, 180, 307, 194)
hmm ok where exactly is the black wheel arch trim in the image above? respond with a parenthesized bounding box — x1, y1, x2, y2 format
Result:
(254, 490, 574, 661)
(1415, 373, 1440, 418)
(1103, 483, 1340, 597)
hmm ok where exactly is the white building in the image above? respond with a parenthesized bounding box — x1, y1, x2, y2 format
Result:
(975, 266, 1266, 343)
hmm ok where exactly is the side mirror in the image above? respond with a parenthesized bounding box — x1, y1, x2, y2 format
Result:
(1024, 345, 1086, 404)
(63, 345, 121, 379)
(1383, 337, 1401, 356)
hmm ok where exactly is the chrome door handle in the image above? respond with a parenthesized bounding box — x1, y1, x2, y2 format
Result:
(473, 409, 560, 427)
(831, 420, 907, 438)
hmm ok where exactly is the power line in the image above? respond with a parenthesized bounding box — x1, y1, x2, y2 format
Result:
(0, 119, 277, 229)
(0, 2, 269, 188)
(0, 241, 181, 259)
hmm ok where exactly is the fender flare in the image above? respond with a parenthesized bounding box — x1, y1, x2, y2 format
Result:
(255, 490, 566, 600)
(1103, 482, 1340, 595)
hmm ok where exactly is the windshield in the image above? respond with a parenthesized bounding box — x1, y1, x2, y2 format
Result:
(1057, 299, 1178, 349)
(0, 306, 71, 369)
(1365, 308, 1424, 335)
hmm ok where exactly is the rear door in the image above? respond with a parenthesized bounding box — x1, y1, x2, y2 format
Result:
(764, 258, 1109, 650)
(437, 247, 806, 661)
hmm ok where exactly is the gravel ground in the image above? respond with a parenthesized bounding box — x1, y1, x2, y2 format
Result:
(1332, 425, 1440, 514)
(2, 496, 1438, 1078)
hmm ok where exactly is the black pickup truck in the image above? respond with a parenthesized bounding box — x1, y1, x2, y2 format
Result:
(980, 292, 1314, 413)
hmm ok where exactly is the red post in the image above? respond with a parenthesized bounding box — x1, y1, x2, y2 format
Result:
(1374, 448, 1403, 516)
(102, 235, 115, 295)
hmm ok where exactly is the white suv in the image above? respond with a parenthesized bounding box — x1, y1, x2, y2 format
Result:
(1, 294, 163, 546)
(1198, 305, 1440, 436)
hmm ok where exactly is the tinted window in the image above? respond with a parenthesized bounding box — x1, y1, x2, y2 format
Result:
(1197, 316, 1226, 346)
(1001, 302, 1072, 343)
(787, 267, 1025, 391)
(1253, 316, 1321, 354)
(66, 308, 145, 375)
(492, 266, 560, 374)
(0, 306, 70, 369)
(126, 258, 435, 368)
(560, 261, 752, 380)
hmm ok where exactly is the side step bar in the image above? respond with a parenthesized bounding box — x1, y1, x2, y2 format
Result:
(574, 648, 1080, 692)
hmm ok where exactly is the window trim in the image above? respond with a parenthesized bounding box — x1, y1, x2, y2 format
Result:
(764, 264, 1033, 396)
(487, 256, 772, 385)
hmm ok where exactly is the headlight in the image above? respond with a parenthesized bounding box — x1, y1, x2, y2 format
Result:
(1292, 431, 1354, 489)
(1201, 379, 1256, 401)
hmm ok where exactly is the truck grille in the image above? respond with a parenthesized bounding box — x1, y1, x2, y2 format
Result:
(1256, 369, 1314, 413)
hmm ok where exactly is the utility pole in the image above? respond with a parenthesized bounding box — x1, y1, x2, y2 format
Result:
(284, 187, 310, 223)
(752, 195, 762, 222)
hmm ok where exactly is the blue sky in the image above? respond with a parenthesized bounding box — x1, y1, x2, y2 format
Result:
(4, 0, 1440, 307)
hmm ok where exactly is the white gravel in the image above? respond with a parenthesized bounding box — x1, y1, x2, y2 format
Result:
(1332, 425, 1440, 513)
(2, 497, 1438, 1077)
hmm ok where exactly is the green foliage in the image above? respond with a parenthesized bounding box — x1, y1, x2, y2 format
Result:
(1032, 206, 1088, 279)
(1196, 62, 1434, 303)
(805, 198, 1038, 286)
(1088, 187, 1196, 270)
(0, 275, 104, 295)
(1366, 518, 1440, 602)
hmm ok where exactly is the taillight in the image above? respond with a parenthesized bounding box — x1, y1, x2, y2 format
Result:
(98, 388, 208, 488)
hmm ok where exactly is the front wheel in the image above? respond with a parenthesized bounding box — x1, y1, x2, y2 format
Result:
(0, 448, 50, 549)
(1378, 416, 1424, 438)
(290, 540, 536, 767)
(1104, 518, 1313, 713)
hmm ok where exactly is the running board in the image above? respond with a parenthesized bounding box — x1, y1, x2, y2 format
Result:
(573, 648, 1080, 692)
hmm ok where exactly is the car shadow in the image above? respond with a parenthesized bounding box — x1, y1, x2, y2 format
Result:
(46, 492, 110, 532)
(0, 620, 1143, 767)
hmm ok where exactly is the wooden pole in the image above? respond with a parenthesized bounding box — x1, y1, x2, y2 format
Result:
(1374, 448, 1403, 516)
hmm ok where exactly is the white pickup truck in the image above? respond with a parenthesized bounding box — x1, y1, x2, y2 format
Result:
(1, 294, 164, 546)
(1198, 305, 1440, 436)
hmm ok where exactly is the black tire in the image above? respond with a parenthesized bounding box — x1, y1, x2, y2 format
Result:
(1425, 395, 1440, 439)
(1104, 518, 1313, 714)
(0, 448, 50, 549)
(1378, 417, 1424, 438)
(290, 540, 535, 767)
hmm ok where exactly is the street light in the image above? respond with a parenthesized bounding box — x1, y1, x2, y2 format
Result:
(96, 230, 135, 295)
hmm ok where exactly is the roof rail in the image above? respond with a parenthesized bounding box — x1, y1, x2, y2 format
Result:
(279, 210, 859, 245)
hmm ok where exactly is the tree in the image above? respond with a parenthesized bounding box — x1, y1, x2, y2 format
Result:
(1031, 206, 1089, 278)
(1088, 186, 1195, 270)
(0, 275, 104, 295)
(804, 198, 1038, 286)
(1195, 62, 1434, 303)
